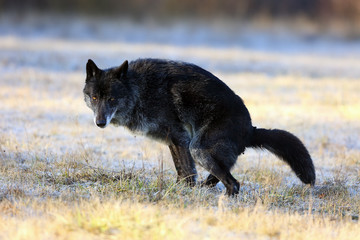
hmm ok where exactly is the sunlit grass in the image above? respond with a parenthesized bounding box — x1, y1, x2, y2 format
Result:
(1, 195, 360, 240)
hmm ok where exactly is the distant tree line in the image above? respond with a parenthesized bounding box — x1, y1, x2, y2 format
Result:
(1, 0, 359, 23)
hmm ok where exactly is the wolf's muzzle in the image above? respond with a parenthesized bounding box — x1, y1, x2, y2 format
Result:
(96, 119, 107, 128)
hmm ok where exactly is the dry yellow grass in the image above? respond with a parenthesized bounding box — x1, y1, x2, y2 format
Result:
(1, 30, 360, 239)
(1, 198, 360, 240)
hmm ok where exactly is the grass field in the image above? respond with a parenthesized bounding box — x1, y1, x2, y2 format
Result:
(1, 15, 360, 239)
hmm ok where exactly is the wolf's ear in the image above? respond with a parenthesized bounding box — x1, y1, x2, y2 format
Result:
(114, 60, 128, 79)
(86, 59, 101, 78)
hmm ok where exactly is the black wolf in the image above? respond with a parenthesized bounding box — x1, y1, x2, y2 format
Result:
(83, 58, 315, 195)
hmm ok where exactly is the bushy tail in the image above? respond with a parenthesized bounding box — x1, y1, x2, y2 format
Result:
(249, 127, 315, 185)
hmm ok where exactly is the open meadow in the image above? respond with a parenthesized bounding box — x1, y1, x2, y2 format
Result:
(1, 14, 360, 239)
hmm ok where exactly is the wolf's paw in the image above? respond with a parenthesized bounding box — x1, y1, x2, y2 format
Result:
(225, 181, 240, 196)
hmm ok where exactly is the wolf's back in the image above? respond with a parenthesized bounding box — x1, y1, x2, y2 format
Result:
(248, 127, 315, 185)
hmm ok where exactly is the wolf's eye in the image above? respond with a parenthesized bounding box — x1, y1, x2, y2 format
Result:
(92, 96, 97, 101)
(109, 98, 115, 102)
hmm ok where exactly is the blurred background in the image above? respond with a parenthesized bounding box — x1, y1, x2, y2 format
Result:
(1, 0, 360, 77)
(2, 0, 360, 28)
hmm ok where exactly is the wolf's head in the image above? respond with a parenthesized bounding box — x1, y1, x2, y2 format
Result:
(83, 59, 130, 128)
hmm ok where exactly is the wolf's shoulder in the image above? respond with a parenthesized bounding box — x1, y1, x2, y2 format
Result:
(129, 58, 191, 70)
(129, 58, 216, 79)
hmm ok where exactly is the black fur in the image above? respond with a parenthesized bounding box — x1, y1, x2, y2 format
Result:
(83, 58, 316, 195)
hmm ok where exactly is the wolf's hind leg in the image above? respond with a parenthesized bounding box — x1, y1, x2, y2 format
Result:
(198, 156, 239, 195)
(201, 174, 220, 187)
(169, 143, 197, 186)
(190, 138, 240, 195)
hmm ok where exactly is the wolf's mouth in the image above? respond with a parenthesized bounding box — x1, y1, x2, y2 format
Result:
(94, 111, 116, 129)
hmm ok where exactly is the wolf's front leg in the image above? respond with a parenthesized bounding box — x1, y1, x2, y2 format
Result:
(168, 143, 197, 186)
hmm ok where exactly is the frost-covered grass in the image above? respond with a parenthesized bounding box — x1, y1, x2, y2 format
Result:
(1, 15, 360, 239)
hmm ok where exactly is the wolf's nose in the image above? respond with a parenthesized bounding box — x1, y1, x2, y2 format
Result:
(96, 119, 107, 128)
